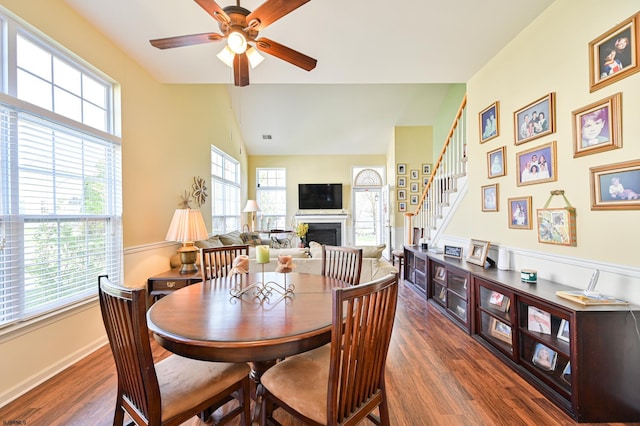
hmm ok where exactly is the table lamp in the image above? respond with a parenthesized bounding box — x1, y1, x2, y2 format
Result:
(242, 200, 261, 232)
(166, 208, 209, 273)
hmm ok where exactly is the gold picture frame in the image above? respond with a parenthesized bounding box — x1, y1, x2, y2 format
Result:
(514, 93, 555, 145)
(516, 141, 557, 187)
(479, 101, 499, 143)
(487, 146, 506, 178)
(482, 184, 498, 212)
(489, 318, 512, 344)
(589, 12, 640, 92)
(572, 92, 622, 158)
(508, 196, 532, 230)
(590, 159, 640, 210)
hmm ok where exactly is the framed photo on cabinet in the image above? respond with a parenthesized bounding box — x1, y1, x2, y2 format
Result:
(514, 93, 555, 145)
(479, 101, 499, 143)
(489, 318, 512, 344)
(589, 12, 640, 92)
(557, 319, 570, 342)
(572, 93, 622, 158)
(466, 239, 490, 266)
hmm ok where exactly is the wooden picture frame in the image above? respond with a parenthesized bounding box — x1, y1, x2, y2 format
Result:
(557, 319, 570, 343)
(410, 169, 419, 180)
(434, 266, 446, 281)
(398, 201, 407, 212)
(537, 205, 577, 246)
(489, 318, 512, 344)
(397, 189, 406, 201)
(487, 146, 506, 178)
(410, 182, 419, 193)
(466, 239, 490, 266)
(422, 163, 432, 175)
(590, 159, 640, 210)
(410, 195, 419, 205)
(397, 163, 406, 175)
(397, 176, 406, 188)
(589, 12, 640, 92)
(573, 93, 622, 158)
(508, 196, 532, 230)
(488, 291, 511, 312)
(422, 176, 430, 187)
(482, 184, 498, 212)
(479, 101, 499, 143)
(516, 141, 557, 186)
(514, 93, 555, 145)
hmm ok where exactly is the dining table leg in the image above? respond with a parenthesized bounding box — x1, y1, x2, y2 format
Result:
(250, 360, 277, 424)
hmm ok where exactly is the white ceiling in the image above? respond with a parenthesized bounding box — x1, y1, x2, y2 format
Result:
(63, 0, 554, 156)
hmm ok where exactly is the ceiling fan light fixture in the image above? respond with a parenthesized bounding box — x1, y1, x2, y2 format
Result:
(216, 45, 235, 67)
(246, 46, 264, 68)
(227, 31, 247, 54)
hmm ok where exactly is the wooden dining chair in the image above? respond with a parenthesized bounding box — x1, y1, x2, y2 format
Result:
(259, 272, 399, 426)
(321, 245, 363, 286)
(200, 245, 249, 281)
(98, 275, 251, 426)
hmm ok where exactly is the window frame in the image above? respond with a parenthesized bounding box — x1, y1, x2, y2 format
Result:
(256, 168, 287, 230)
(210, 145, 240, 234)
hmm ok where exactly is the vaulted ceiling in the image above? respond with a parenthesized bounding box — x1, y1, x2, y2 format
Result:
(64, 0, 554, 155)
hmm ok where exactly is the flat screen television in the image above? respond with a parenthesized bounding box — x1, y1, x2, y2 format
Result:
(298, 183, 343, 210)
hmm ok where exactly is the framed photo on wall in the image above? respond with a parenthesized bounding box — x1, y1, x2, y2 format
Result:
(397, 176, 407, 187)
(516, 141, 557, 187)
(479, 101, 499, 143)
(514, 93, 555, 145)
(410, 182, 419, 193)
(482, 184, 498, 212)
(590, 159, 640, 210)
(410, 195, 419, 205)
(589, 12, 640, 92)
(410, 169, 419, 180)
(397, 163, 407, 175)
(398, 201, 407, 212)
(572, 93, 622, 157)
(422, 163, 432, 175)
(487, 146, 506, 178)
(508, 196, 532, 229)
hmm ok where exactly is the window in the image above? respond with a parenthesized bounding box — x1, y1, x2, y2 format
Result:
(257, 168, 286, 230)
(0, 14, 122, 329)
(211, 146, 240, 233)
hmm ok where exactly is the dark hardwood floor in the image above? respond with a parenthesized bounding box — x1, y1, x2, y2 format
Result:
(0, 277, 636, 426)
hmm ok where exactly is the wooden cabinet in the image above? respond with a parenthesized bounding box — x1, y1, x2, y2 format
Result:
(403, 247, 640, 422)
(147, 268, 202, 306)
(428, 259, 471, 333)
(403, 246, 427, 295)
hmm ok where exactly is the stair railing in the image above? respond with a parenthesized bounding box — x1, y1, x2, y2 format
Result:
(405, 94, 467, 244)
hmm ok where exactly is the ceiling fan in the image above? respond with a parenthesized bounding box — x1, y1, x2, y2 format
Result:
(150, 0, 317, 87)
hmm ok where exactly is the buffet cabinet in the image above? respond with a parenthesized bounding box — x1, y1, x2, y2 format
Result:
(403, 246, 640, 422)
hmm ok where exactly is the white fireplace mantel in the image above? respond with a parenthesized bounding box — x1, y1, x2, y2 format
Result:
(294, 213, 348, 245)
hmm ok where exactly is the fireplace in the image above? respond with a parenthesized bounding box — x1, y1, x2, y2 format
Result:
(295, 213, 348, 246)
(306, 222, 341, 246)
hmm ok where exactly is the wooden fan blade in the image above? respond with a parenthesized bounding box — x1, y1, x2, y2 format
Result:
(193, 0, 230, 25)
(150, 33, 224, 49)
(233, 53, 250, 87)
(255, 37, 317, 71)
(246, 0, 311, 31)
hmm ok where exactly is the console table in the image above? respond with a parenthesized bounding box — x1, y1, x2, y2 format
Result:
(404, 245, 640, 422)
(147, 268, 202, 307)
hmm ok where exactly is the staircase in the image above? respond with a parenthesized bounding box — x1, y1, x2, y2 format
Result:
(404, 95, 468, 245)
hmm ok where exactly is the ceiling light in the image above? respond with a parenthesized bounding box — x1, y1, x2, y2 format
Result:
(216, 45, 234, 67)
(246, 46, 264, 68)
(227, 31, 247, 54)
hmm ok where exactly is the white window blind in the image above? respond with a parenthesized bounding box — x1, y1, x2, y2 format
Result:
(0, 12, 122, 328)
(210, 146, 240, 233)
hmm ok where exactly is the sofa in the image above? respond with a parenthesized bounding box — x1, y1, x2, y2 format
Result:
(178, 231, 397, 284)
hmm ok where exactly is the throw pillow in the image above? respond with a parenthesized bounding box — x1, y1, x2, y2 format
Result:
(195, 235, 224, 249)
(219, 230, 243, 245)
(308, 241, 323, 258)
(353, 243, 386, 259)
(240, 232, 265, 247)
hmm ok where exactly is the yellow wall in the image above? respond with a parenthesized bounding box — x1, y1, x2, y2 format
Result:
(0, 0, 247, 405)
(444, 0, 640, 300)
(393, 126, 433, 231)
(249, 154, 386, 237)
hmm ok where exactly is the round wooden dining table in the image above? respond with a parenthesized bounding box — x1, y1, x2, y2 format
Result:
(146, 271, 348, 385)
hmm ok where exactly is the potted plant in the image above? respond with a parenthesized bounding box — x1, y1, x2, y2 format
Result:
(295, 223, 309, 248)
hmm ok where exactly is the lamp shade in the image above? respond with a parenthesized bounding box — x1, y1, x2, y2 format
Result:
(165, 209, 209, 243)
(242, 200, 261, 213)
